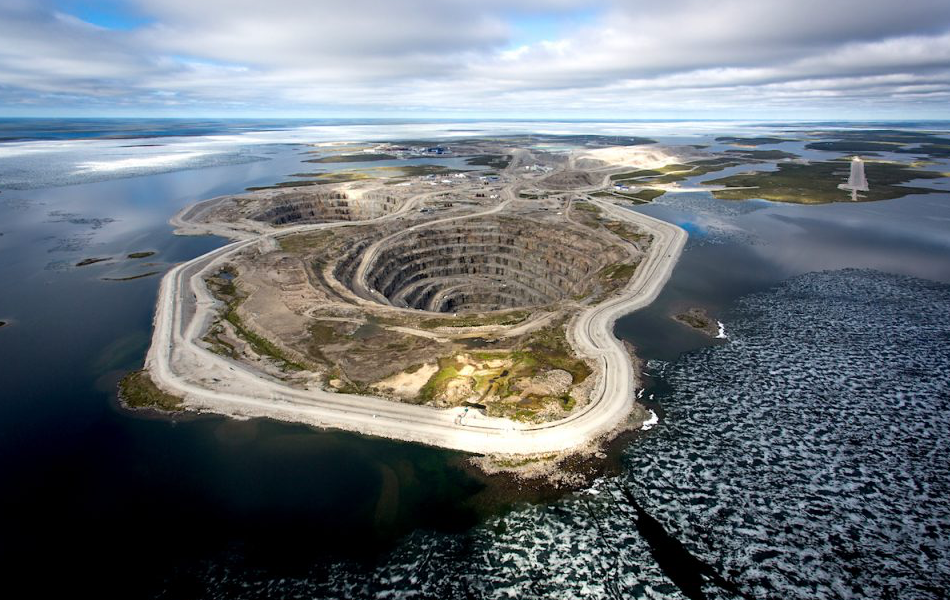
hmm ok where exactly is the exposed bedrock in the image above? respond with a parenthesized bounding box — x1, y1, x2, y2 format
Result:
(345, 218, 626, 313)
(251, 191, 398, 225)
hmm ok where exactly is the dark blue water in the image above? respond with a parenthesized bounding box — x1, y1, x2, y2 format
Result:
(0, 136, 492, 597)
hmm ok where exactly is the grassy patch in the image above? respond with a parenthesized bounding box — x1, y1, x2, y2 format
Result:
(277, 230, 335, 253)
(118, 370, 183, 411)
(466, 154, 512, 168)
(419, 310, 530, 329)
(246, 172, 370, 190)
(610, 159, 740, 187)
(222, 306, 306, 371)
(306, 153, 397, 163)
(202, 322, 237, 358)
(604, 221, 652, 246)
(418, 357, 463, 403)
(412, 323, 589, 416)
(102, 271, 159, 281)
(335, 378, 371, 395)
(573, 201, 601, 213)
(805, 141, 902, 153)
(704, 159, 946, 204)
(724, 149, 799, 160)
(491, 453, 559, 468)
(572, 200, 602, 227)
(801, 130, 950, 159)
(672, 308, 717, 335)
(603, 189, 665, 203)
(204, 269, 308, 371)
(559, 392, 576, 411)
(610, 169, 661, 181)
(520, 323, 591, 385)
(648, 159, 740, 184)
(396, 165, 465, 177)
(309, 321, 342, 345)
(76, 257, 111, 267)
(676, 312, 709, 329)
(715, 136, 793, 146)
(897, 144, 950, 159)
(632, 188, 666, 202)
(599, 263, 639, 282)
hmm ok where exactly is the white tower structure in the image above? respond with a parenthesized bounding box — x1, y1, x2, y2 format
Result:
(838, 156, 869, 201)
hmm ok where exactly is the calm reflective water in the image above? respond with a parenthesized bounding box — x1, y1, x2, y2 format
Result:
(0, 140, 490, 596)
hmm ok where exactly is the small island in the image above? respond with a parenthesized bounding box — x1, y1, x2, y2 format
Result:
(102, 271, 159, 281)
(76, 257, 111, 267)
(673, 308, 722, 337)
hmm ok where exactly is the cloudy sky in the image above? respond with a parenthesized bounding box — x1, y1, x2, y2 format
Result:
(2, 0, 950, 118)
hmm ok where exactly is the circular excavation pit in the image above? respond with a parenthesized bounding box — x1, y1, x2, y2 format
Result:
(355, 217, 627, 314)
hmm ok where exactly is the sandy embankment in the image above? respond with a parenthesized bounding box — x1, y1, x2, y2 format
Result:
(575, 146, 690, 170)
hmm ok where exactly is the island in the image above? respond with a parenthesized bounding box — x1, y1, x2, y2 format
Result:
(673, 308, 721, 337)
(134, 130, 942, 469)
(127, 136, 690, 470)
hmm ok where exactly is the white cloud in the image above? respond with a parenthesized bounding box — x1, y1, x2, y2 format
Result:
(0, 0, 949, 116)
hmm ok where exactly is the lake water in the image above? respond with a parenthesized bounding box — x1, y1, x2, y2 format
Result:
(1, 119, 948, 598)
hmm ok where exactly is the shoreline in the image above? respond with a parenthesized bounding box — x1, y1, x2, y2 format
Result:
(140, 150, 688, 460)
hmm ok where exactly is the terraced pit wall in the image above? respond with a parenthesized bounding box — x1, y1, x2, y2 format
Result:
(251, 190, 400, 225)
(335, 217, 627, 314)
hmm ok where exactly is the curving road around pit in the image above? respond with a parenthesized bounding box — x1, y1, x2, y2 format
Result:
(145, 187, 687, 455)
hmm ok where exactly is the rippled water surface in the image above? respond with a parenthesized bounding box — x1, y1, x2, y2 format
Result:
(172, 270, 950, 600)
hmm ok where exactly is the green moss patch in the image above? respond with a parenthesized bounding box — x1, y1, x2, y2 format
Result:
(715, 136, 793, 146)
(102, 271, 160, 281)
(704, 160, 945, 204)
(305, 153, 397, 163)
(599, 263, 639, 282)
(246, 172, 371, 190)
(204, 268, 308, 371)
(603, 221, 651, 246)
(520, 323, 591, 385)
(805, 141, 902, 153)
(419, 310, 530, 329)
(118, 370, 183, 411)
(76, 257, 111, 267)
(466, 154, 512, 168)
(394, 165, 465, 177)
(724, 149, 799, 160)
(277, 230, 335, 253)
(418, 357, 464, 403)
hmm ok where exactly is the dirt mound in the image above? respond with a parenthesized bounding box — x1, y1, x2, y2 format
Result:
(538, 170, 601, 190)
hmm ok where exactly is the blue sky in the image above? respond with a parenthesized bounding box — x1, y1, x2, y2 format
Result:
(54, 0, 152, 29)
(2, 0, 950, 118)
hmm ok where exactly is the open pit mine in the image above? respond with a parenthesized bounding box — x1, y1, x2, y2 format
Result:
(134, 136, 688, 467)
